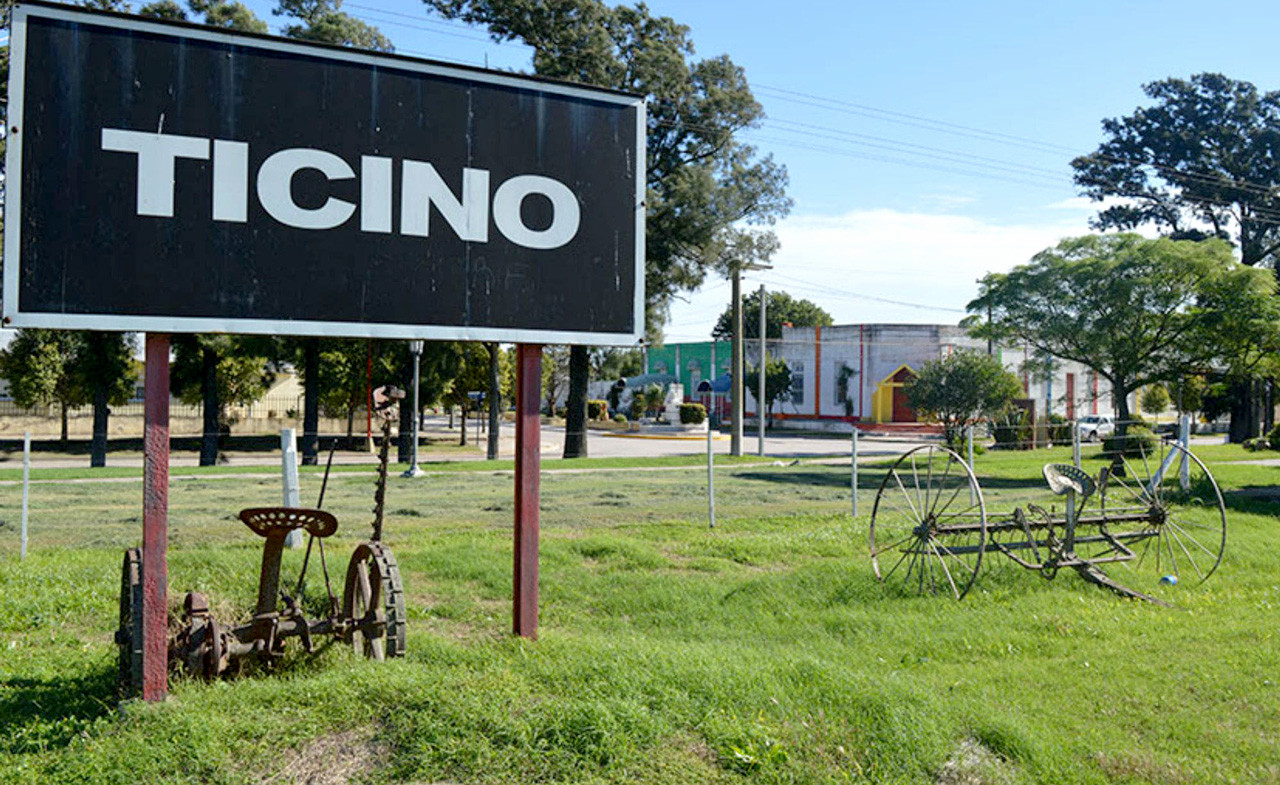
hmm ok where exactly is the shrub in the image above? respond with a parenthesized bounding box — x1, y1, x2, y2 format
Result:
(1046, 413, 1071, 446)
(645, 383, 664, 416)
(629, 394, 646, 419)
(1245, 436, 1272, 452)
(679, 402, 706, 425)
(1268, 423, 1280, 450)
(991, 409, 1032, 450)
(612, 413, 627, 424)
(1103, 425, 1157, 458)
(587, 399, 609, 421)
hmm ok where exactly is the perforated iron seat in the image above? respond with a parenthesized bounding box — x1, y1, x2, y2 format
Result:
(1043, 464, 1096, 500)
(238, 507, 339, 539)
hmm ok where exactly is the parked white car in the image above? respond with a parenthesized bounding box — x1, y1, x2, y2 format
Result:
(1075, 414, 1115, 442)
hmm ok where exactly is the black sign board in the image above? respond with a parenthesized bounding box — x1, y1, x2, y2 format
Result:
(4, 3, 645, 344)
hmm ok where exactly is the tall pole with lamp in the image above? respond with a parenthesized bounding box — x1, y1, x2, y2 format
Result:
(730, 261, 771, 457)
(758, 283, 767, 456)
(403, 339, 424, 477)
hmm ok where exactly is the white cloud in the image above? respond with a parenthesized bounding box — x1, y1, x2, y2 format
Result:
(661, 208, 1094, 342)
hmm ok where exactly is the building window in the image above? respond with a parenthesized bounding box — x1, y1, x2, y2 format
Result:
(790, 361, 805, 405)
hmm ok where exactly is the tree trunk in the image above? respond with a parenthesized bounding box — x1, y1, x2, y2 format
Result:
(1111, 382, 1133, 476)
(1266, 380, 1275, 435)
(563, 345, 589, 458)
(90, 383, 109, 468)
(397, 375, 413, 464)
(1227, 379, 1258, 444)
(60, 402, 68, 443)
(1114, 383, 1132, 436)
(345, 403, 355, 440)
(199, 347, 219, 467)
(459, 401, 468, 447)
(302, 338, 320, 466)
(487, 343, 501, 460)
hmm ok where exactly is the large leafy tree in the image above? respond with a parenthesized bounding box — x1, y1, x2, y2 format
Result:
(904, 351, 1022, 449)
(969, 234, 1280, 437)
(1071, 74, 1280, 440)
(138, 0, 267, 29)
(72, 332, 138, 467)
(1072, 74, 1280, 268)
(711, 290, 833, 341)
(423, 0, 792, 458)
(0, 330, 136, 465)
(0, 330, 81, 443)
(275, 0, 393, 50)
(171, 335, 275, 463)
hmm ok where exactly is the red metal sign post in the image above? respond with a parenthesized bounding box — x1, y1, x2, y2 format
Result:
(513, 344, 542, 638)
(142, 333, 170, 701)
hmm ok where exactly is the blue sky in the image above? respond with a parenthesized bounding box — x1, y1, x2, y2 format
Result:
(208, 1, 1280, 339)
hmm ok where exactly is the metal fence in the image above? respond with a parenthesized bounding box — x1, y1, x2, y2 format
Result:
(0, 394, 308, 421)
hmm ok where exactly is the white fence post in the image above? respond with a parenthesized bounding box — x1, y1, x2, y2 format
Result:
(1179, 414, 1191, 491)
(706, 422, 716, 529)
(21, 433, 31, 560)
(1072, 419, 1081, 469)
(966, 426, 975, 506)
(851, 427, 859, 518)
(281, 428, 303, 548)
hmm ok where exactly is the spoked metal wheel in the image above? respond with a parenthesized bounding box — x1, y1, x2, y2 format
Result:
(1093, 439, 1227, 586)
(115, 547, 144, 697)
(870, 445, 987, 599)
(343, 542, 407, 660)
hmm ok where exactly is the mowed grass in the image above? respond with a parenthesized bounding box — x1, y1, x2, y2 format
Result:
(0, 445, 1276, 784)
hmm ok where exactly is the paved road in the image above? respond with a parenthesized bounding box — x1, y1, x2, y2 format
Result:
(514, 422, 927, 462)
(0, 415, 931, 470)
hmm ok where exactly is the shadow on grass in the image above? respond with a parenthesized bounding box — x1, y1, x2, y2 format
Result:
(0, 664, 117, 754)
(1221, 487, 1280, 516)
(734, 469, 1050, 495)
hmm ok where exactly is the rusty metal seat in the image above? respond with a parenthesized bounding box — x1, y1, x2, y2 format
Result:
(1043, 464, 1096, 500)
(238, 507, 339, 539)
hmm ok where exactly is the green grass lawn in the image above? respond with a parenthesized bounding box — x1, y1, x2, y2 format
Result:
(0, 444, 1276, 784)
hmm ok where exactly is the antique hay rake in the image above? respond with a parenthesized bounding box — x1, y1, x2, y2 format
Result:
(868, 439, 1227, 602)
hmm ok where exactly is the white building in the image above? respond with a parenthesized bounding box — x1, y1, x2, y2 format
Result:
(746, 323, 1121, 431)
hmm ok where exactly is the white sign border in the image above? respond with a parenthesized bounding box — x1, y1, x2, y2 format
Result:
(3, 1, 647, 347)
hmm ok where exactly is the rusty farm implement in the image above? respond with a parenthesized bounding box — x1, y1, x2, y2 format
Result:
(868, 438, 1227, 603)
(116, 390, 407, 694)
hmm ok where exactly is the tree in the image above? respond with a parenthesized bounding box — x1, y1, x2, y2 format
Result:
(171, 336, 274, 464)
(541, 346, 570, 416)
(563, 346, 591, 458)
(904, 352, 1022, 449)
(711, 290, 833, 340)
(485, 343, 503, 460)
(744, 357, 792, 427)
(1166, 374, 1207, 418)
(0, 330, 82, 442)
(397, 341, 465, 462)
(138, 0, 267, 28)
(1140, 384, 1171, 416)
(0, 329, 135, 465)
(1072, 74, 1280, 268)
(445, 343, 493, 446)
(969, 234, 1279, 440)
(1071, 73, 1280, 441)
(275, 0, 393, 50)
(71, 332, 138, 467)
(424, 0, 792, 454)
